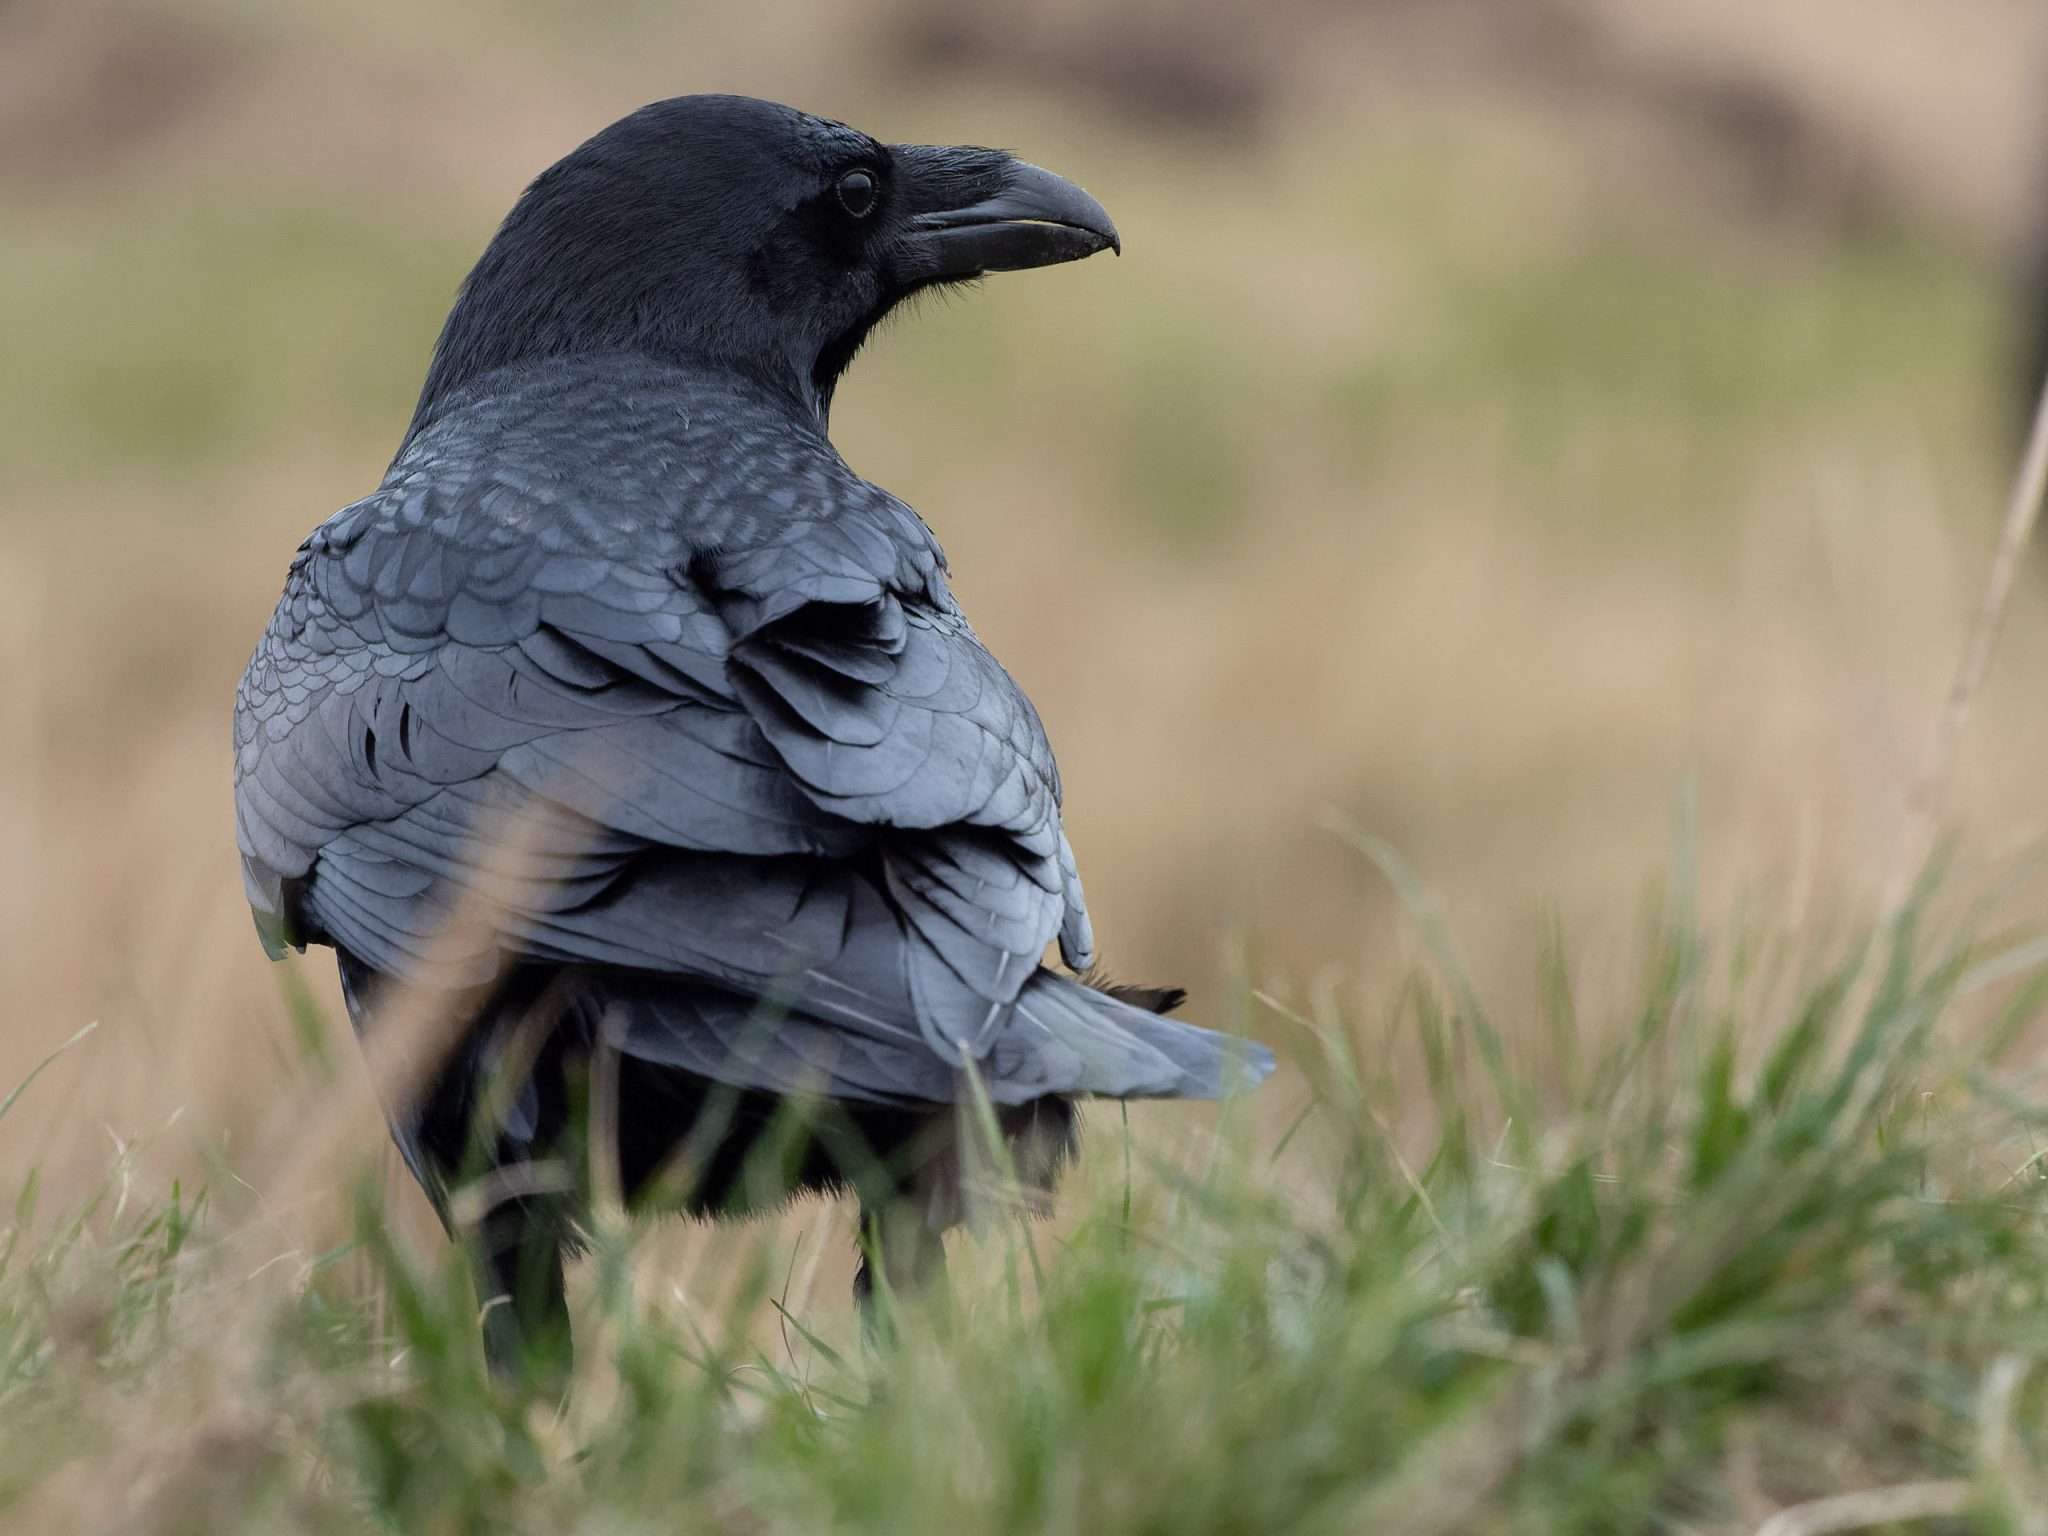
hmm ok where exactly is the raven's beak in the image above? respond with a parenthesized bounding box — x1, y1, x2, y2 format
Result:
(894, 156, 1120, 284)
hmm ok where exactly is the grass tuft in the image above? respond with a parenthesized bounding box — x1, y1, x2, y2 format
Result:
(8, 875, 2048, 1531)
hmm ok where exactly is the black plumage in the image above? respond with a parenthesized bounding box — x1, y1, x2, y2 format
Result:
(233, 94, 1273, 1376)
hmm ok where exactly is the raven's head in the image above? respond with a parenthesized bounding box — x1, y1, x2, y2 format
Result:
(408, 94, 1119, 439)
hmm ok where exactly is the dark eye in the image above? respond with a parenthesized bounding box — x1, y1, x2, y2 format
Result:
(836, 169, 877, 219)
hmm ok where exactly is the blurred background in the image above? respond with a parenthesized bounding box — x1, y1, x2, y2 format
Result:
(4, 0, 2048, 1276)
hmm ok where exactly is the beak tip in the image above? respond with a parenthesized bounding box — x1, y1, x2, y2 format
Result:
(898, 155, 1122, 278)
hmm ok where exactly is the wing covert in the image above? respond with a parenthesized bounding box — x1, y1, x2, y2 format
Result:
(233, 372, 1103, 1071)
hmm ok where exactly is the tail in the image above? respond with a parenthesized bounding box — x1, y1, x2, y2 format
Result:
(600, 963, 1275, 1108)
(980, 969, 1277, 1105)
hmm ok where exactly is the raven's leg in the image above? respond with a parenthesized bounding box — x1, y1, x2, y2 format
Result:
(470, 1202, 573, 1393)
(336, 950, 578, 1387)
(852, 1199, 948, 1340)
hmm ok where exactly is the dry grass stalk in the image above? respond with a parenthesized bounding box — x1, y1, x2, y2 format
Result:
(1751, 1479, 1973, 1536)
(1885, 370, 2048, 910)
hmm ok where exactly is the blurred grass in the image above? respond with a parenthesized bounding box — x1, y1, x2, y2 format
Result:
(12, 878, 2048, 1530)
(1381, 232, 1994, 486)
(0, 205, 464, 477)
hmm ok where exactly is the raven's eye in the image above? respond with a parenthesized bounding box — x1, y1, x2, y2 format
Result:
(836, 169, 878, 219)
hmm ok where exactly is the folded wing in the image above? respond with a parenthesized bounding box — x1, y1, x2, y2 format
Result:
(232, 429, 1176, 1100)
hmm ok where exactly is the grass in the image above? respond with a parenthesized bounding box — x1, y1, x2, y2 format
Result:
(0, 204, 466, 478)
(9, 864, 2048, 1533)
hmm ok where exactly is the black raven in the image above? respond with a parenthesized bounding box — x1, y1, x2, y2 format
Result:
(233, 94, 1274, 1377)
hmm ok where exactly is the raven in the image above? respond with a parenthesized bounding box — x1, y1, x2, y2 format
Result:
(233, 94, 1274, 1377)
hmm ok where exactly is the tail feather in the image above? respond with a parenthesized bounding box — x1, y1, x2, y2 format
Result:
(985, 970, 1275, 1104)
(417, 965, 1278, 1110)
